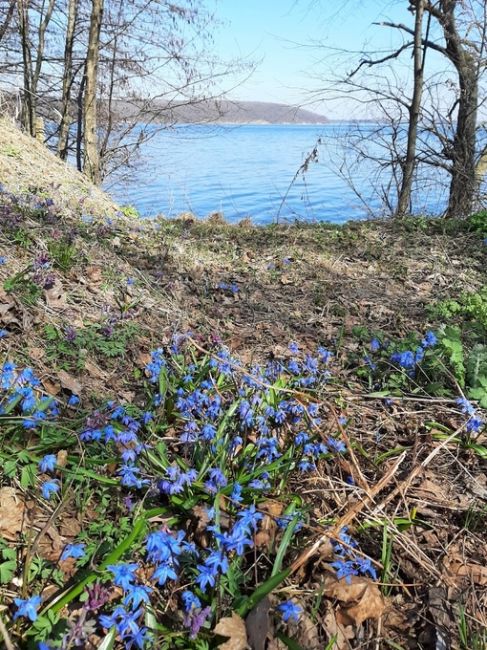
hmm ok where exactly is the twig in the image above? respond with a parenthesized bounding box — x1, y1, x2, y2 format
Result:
(290, 450, 407, 574)
(0, 614, 17, 650)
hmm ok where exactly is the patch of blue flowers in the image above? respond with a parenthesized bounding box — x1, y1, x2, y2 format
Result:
(5, 330, 484, 648)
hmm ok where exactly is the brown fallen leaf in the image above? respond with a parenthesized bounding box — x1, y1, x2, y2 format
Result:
(84, 360, 107, 380)
(254, 501, 283, 549)
(36, 524, 64, 562)
(57, 370, 82, 395)
(214, 612, 248, 649)
(42, 378, 62, 396)
(324, 576, 385, 626)
(86, 265, 102, 283)
(446, 560, 487, 585)
(322, 607, 355, 650)
(45, 280, 67, 309)
(245, 597, 270, 650)
(57, 449, 69, 468)
(0, 487, 27, 540)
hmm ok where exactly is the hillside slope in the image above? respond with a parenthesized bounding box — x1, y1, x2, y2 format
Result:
(0, 117, 119, 219)
(0, 120, 486, 649)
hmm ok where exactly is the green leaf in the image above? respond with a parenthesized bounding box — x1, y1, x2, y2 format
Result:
(236, 567, 291, 617)
(276, 633, 306, 650)
(98, 627, 116, 650)
(0, 559, 16, 583)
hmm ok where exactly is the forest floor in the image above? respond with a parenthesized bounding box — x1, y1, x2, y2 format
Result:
(0, 119, 487, 650)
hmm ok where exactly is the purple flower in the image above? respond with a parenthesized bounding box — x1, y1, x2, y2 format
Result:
(183, 606, 211, 639)
(288, 341, 299, 354)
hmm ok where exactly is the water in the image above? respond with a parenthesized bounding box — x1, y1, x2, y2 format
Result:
(107, 123, 448, 224)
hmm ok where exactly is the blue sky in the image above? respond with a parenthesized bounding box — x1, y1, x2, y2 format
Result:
(214, 1, 443, 118)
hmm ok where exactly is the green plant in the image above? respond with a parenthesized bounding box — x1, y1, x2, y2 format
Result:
(44, 321, 140, 371)
(120, 204, 140, 219)
(431, 287, 487, 335)
(4, 270, 42, 305)
(458, 605, 487, 650)
(48, 239, 78, 272)
(468, 209, 487, 235)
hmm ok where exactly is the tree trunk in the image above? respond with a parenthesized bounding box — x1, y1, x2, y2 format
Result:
(396, 0, 425, 216)
(447, 61, 478, 217)
(436, 0, 478, 217)
(0, 0, 16, 44)
(83, 0, 103, 184)
(17, 0, 35, 136)
(58, 0, 77, 159)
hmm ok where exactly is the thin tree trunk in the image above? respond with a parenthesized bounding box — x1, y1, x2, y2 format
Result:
(58, 0, 78, 159)
(438, 0, 479, 217)
(76, 69, 86, 172)
(396, 0, 425, 216)
(0, 0, 16, 44)
(447, 62, 478, 216)
(17, 0, 35, 135)
(83, 0, 104, 184)
(31, 0, 56, 105)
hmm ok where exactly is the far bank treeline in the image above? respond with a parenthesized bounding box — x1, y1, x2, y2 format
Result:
(0, 0, 246, 183)
(1, 1, 487, 220)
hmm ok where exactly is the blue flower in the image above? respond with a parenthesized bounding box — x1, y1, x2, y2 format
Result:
(332, 558, 359, 582)
(123, 584, 152, 609)
(41, 480, 60, 500)
(466, 415, 484, 434)
(277, 600, 302, 623)
(181, 590, 201, 612)
(288, 341, 299, 354)
(370, 338, 381, 352)
(195, 563, 217, 591)
(317, 346, 332, 364)
(0, 329, 8, 338)
(67, 394, 80, 406)
(39, 454, 57, 473)
(0, 256, 6, 265)
(13, 595, 42, 621)
(456, 397, 476, 416)
(237, 505, 263, 531)
(107, 563, 139, 590)
(60, 543, 86, 561)
(231, 483, 243, 503)
(204, 550, 229, 574)
(327, 437, 346, 454)
(390, 350, 415, 369)
(204, 468, 227, 494)
(152, 560, 178, 585)
(421, 331, 437, 348)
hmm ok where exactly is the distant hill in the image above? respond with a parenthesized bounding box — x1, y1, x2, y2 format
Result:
(141, 99, 329, 125)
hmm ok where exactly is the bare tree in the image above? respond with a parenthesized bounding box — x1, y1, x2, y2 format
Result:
(57, 0, 78, 160)
(397, 0, 426, 215)
(0, 0, 16, 44)
(83, 0, 103, 183)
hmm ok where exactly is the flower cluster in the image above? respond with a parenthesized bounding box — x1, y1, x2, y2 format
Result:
(0, 362, 59, 428)
(389, 330, 437, 372)
(457, 397, 485, 435)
